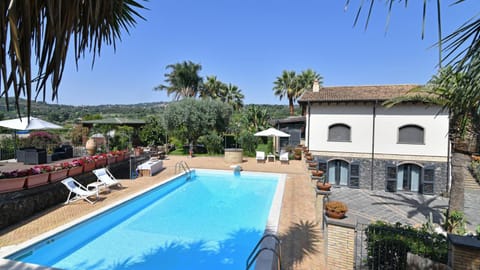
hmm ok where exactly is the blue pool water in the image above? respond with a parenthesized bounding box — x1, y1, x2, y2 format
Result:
(7, 169, 283, 270)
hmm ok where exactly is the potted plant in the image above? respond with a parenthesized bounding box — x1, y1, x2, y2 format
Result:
(94, 154, 107, 168)
(81, 157, 96, 172)
(0, 170, 28, 193)
(107, 153, 117, 165)
(49, 164, 69, 183)
(308, 161, 317, 169)
(67, 160, 84, 177)
(26, 167, 51, 188)
(316, 175, 331, 191)
(325, 200, 348, 219)
(294, 148, 302, 160)
(312, 170, 324, 177)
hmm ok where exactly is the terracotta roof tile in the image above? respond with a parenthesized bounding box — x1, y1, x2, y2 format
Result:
(298, 84, 420, 103)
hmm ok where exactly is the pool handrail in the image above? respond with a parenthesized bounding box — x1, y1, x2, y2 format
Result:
(246, 233, 282, 270)
(175, 161, 192, 179)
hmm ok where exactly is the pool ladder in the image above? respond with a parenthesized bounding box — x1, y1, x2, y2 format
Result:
(246, 233, 282, 270)
(175, 161, 192, 179)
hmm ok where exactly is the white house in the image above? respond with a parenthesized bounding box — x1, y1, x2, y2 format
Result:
(298, 84, 449, 195)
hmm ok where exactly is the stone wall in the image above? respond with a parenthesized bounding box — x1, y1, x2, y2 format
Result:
(0, 161, 129, 231)
(314, 155, 448, 194)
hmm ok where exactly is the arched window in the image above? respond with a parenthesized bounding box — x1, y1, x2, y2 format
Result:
(328, 124, 351, 142)
(398, 125, 424, 144)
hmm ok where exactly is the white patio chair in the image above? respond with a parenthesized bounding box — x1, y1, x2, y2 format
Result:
(93, 168, 123, 189)
(61, 177, 98, 204)
(280, 151, 289, 164)
(256, 151, 266, 163)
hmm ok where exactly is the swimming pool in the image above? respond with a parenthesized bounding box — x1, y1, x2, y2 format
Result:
(3, 169, 285, 270)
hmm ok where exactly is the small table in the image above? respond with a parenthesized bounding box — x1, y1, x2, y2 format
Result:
(267, 154, 275, 162)
(87, 182, 107, 196)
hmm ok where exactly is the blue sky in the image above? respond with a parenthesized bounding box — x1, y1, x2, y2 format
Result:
(52, 0, 478, 106)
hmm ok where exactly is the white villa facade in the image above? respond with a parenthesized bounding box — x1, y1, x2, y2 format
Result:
(298, 84, 449, 195)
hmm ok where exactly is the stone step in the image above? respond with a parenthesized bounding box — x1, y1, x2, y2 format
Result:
(464, 169, 480, 191)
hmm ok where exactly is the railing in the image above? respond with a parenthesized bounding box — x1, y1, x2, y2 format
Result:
(246, 233, 282, 270)
(175, 161, 192, 179)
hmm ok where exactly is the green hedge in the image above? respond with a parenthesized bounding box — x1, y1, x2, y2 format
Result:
(365, 221, 448, 269)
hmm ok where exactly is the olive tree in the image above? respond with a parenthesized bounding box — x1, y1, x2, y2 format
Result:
(163, 98, 232, 148)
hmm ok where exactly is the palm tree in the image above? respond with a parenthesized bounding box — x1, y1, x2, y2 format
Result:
(273, 70, 298, 116)
(0, 0, 146, 118)
(242, 105, 270, 133)
(201, 75, 224, 100)
(384, 66, 480, 213)
(297, 69, 323, 93)
(220, 83, 244, 111)
(155, 61, 203, 100)
(273, 69, 323, 116)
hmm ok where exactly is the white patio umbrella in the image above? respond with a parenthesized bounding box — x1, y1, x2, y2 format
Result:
(254, 127, 290, 138)
(0, 117, 63, 160)
(254, 127, 290, 154)
(0, 117, 62, 130)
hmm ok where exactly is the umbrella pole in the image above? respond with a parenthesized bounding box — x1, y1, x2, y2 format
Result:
(13, 130, 17, 159)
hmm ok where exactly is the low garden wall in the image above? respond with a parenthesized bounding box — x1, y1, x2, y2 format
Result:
(0, 160, 129, 231)
(448, 234, 480, 269)
(325, 220, 355, 270)
(224, 148, 243, 163)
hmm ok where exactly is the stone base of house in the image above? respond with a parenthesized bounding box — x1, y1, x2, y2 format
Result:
(311, 153, 448, 195)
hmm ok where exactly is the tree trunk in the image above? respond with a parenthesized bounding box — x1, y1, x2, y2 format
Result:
(289, 97, 294, 116)
(448, 150, 468, 212)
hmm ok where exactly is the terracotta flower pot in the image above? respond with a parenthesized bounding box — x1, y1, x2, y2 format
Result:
(326, 209, 346, 219)
(49, 169, 69, 183)
(68, 166, 84, 177)
(317, 182, 331, 191)
(107, 156, 116, 165)
(0, 177, 27, 193)
(26, 173, 50, 188)
(83, 162, 96, 173)
(312, 170, 324, 177)
(95, 158, 107, 168)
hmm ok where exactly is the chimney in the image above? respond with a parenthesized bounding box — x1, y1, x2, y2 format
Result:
(313, 79, 320, 92)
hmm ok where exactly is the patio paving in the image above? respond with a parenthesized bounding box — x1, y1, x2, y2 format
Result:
(327, 185, 479, 232)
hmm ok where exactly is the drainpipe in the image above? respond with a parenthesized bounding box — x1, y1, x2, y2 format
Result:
(307, 101, 311, 151)
(446, 109, 451, 194)
(371, 100, 377, 190)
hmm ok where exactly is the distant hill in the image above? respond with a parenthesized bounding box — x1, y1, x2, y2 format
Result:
(0, 98, 293, 125)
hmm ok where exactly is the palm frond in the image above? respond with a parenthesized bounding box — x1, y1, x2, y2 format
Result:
(0, 0, 146, 118)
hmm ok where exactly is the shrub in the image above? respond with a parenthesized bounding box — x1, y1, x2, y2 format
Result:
(237, 132, 257, 156)
(366, 221, 448, 266)
(198, 132, 223, 154)
(443, 210, 466, 234)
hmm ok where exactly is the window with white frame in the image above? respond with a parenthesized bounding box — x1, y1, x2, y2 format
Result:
(398, 125, 424, 144)
(328, 124, 351, 142)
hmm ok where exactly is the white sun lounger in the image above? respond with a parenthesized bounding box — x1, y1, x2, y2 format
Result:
(280, 151, 289, 164)
(92, 168, 123, 189)
(256, 151, 266, 163)
(61, 177, 98, 204)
